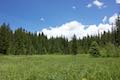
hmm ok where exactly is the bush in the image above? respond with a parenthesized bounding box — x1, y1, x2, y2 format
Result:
(101, 43, 120, 57)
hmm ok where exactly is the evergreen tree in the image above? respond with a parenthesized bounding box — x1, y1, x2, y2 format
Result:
(37, 32, 47, 54)
(71, 35, 78, 55)
(89, 41, 100, 57)
(25, 32, 36, 55)
(115, 15, 120, 46)
(62, 37, 69, 54)
(0, 23, 13, 54)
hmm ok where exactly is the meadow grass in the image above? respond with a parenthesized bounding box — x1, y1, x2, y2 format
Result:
(0, 54, 120, 80)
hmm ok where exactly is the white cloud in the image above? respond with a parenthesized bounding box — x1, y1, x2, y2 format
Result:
(102, 16, 107, 23)
(40, 21, 85, 40)
(98, 23, 112, 33)
(40, 17, 45, 22)
(93, 0, 104, 8)
(109, 13, 118, 24)
(86, 4, 92, 8)
(38, 13, 118, 41)
(39, 22, 111, 40)
(72, 6, 76, 10)
(86, 0, 106, 9)
(116, 0, 120, 4)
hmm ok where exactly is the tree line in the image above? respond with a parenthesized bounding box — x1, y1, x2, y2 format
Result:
(0, 15, 120, 57)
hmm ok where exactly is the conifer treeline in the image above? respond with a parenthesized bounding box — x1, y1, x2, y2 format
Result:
(0, 15, 120, 56)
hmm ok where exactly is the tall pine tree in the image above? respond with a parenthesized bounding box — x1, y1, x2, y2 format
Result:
(71, 35, 78, 55)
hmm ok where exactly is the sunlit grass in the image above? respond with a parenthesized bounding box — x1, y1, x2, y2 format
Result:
(0, 54, 120, 80)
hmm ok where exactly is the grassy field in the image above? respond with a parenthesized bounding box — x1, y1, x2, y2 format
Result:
(0, 54, 120, 80)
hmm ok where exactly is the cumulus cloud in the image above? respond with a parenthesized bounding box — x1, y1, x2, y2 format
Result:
(86, 4, 92, 8)
(38, 13, 118, 40)
(93, 0, 104, 8)
(41, 21, 85, 40)
(116, 0, 120, 4)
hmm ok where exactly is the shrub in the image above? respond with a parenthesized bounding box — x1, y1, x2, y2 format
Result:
(102, 43, 120, 57)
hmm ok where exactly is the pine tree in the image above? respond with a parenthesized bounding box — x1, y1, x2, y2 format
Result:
(0, 23, 13, 54)
(71, 35, 78, 55)
(89, 41, 100, 57)
(115, 15, 120, 46)
(37, 32, 47, 54)
(25, 32, 36, 55)
(62, 37, 69, 54)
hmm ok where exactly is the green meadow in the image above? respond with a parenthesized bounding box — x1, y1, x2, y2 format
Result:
(0, 54, 120, 80)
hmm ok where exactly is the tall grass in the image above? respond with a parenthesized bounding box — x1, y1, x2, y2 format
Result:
(0, 54, 120, 80)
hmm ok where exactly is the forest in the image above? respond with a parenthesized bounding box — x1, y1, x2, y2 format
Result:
(0, 15, 120, 57)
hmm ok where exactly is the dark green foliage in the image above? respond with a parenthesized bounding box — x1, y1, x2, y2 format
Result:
(71, 35, 78, 55)
(100, 43, 120, 57)
(62, 38, 70, 54)
(0, 23, 13, 54)
(37, 33, 47, 54)
(115, 15, 120, 46)
(89, 41, 100, 57)
(15, 28, 36, 55)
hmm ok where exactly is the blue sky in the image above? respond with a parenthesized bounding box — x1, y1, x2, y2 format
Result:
(0, 0, 120, 33)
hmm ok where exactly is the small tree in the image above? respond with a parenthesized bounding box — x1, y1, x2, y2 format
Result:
(89, 41, 100, 57)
